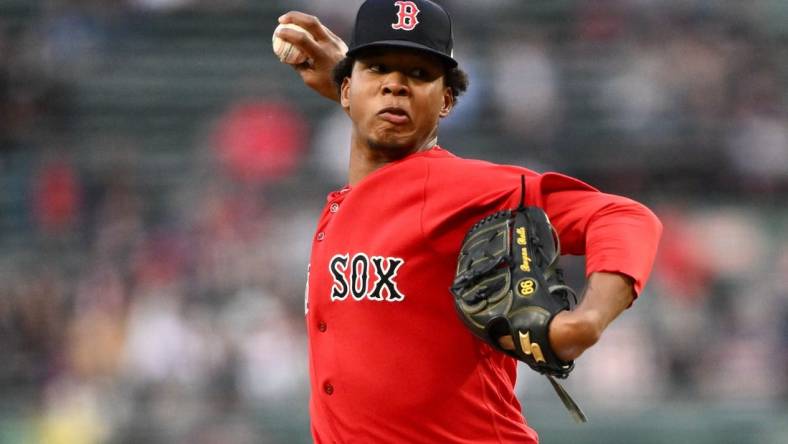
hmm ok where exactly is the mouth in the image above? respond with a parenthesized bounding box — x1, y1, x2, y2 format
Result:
(377, 107, 410, 125)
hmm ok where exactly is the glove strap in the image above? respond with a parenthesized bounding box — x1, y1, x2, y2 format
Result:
(546, 375, 588, 424)
(516, 175, 527, 210)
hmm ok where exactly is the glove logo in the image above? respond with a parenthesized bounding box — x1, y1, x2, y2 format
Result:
(516, 226, 532, 272)
(518, 331, 546, 363)
(391, 1, 420, 31)
(517, 278, 537, 297)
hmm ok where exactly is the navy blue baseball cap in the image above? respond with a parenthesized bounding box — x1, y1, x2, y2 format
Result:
(347, 0, 458, 68)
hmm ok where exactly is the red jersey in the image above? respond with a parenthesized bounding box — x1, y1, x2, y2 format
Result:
(306, 147, 661, 443)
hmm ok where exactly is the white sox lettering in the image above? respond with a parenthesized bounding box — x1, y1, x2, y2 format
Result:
(329, 253, 405, 302)
(351, 253, 369, 300)
(369, 256, 404, 301)
(391, 1, 420, 31)
(329, 254, 349, 300)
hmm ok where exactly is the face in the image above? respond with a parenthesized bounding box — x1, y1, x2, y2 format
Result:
(340, 48, 454, 157)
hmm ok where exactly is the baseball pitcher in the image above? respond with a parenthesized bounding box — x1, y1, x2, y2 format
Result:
(274, 1, 662, 442)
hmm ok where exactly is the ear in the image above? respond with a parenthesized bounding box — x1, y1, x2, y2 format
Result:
(340, 77, 352, 114)
(439, 86, 454, 118)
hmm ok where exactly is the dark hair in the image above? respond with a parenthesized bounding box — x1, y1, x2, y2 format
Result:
(331, 53, 469, 104)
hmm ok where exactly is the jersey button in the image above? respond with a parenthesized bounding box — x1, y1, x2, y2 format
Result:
(318, 321, 327, 332)
(324, 382, 334, 395)
(316, 232, 325, 241)
(329, 203, 339, 213)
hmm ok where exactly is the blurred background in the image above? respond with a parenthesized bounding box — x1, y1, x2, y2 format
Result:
(0, 0, 786, 443)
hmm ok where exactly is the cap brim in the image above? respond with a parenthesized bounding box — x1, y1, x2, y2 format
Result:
(347, 40, 458, 68)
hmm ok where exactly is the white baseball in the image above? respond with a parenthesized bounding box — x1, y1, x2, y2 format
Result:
(272, 23, 310, 65)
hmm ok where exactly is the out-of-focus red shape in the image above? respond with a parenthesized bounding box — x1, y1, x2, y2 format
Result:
(213, 101, 307, 185)
(575, 0, 626, 42)
(33, 159, 81, 233)
(654, 208, 714, 303)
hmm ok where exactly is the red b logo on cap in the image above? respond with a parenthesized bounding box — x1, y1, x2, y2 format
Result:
(392, 1, 420, 31)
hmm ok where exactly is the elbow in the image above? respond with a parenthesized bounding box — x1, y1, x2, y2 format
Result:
(623, 199, 663, 242)
(645, 204, 663, 242)
(598, 196, 664, 244)
(625, 200, 664, 258)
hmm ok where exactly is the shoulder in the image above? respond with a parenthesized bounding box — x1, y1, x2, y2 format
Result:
(417, 147, 539, 189)
(417, 148, 602, 206)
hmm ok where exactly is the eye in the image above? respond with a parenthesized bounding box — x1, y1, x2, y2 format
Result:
(368, 64, 387, 73)
(410, 68, 425, 78)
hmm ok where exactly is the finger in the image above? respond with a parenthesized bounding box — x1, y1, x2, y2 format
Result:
(278, 11, 330, 41)
(324, 27, 350, 53)
(293, 60, 312, 72)
(276, 27, 322, 61)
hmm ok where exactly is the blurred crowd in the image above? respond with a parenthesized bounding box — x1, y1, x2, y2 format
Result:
(1, 0, 787, 443)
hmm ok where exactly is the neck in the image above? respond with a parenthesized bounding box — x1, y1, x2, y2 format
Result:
(347, 134, 438, 186)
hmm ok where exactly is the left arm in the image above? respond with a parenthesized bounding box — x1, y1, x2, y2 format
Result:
(543, 182, 662, 360)
(500, 176, 662, 359)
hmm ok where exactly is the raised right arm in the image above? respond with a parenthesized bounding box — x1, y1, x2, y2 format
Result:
(275, 11, 348, 102)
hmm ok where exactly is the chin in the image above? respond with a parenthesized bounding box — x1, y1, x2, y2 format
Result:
(367, 137, 415, 157)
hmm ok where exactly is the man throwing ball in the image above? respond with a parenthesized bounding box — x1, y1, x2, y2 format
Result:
(275, 1, 662, 442)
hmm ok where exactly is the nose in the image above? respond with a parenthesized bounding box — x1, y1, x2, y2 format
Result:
(382, 71, 410, 97)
